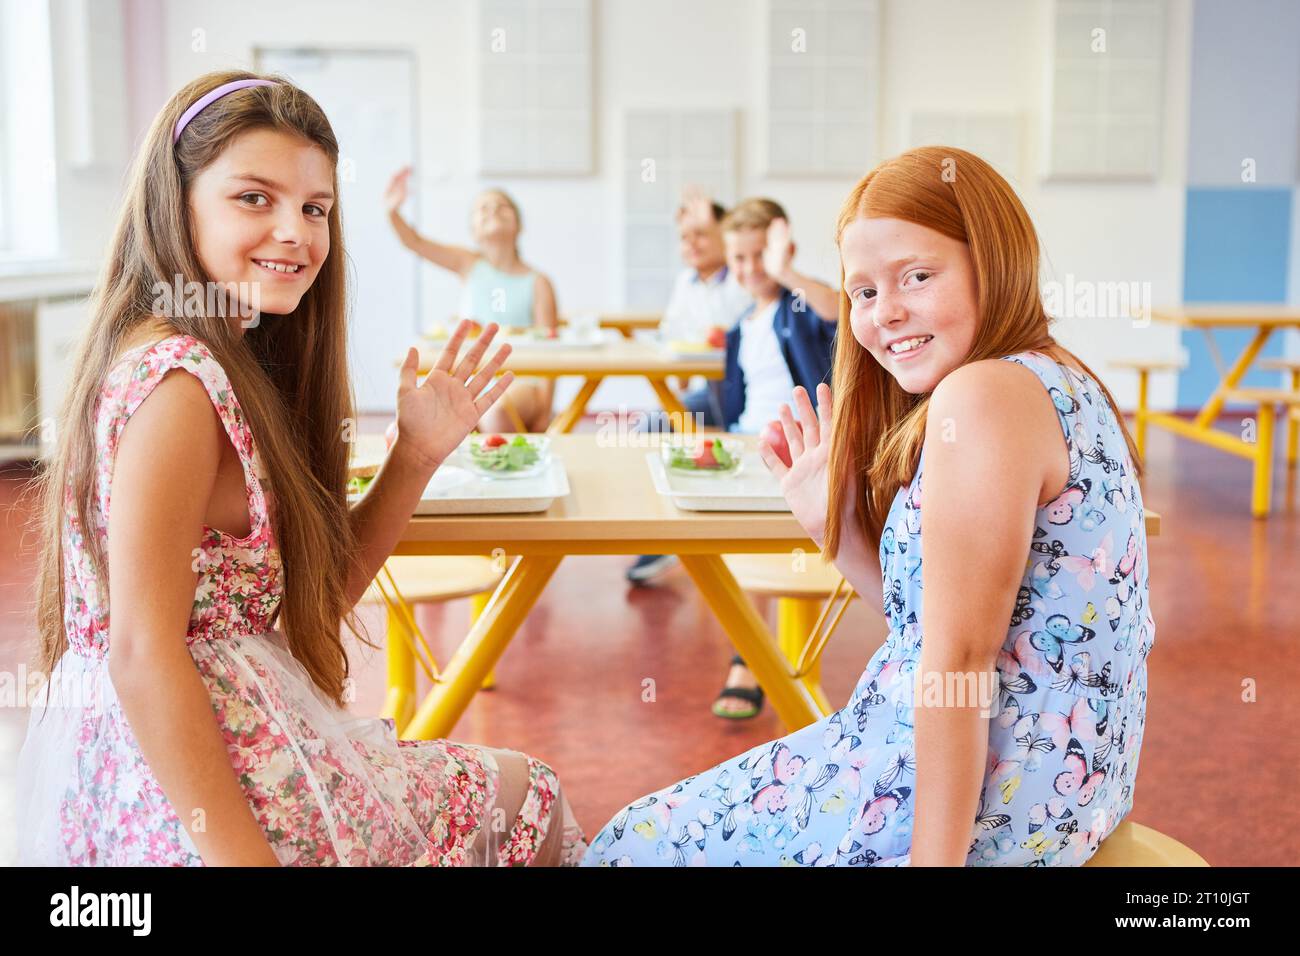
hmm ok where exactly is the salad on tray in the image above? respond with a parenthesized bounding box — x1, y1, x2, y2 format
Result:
(662, 436, 744, 476)
(463, 433, 551, 478)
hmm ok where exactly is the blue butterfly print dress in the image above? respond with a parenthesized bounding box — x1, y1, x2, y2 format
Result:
(581, 351, 1154, 866)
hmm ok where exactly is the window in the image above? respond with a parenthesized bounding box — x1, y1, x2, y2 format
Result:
(0, 0, 59, 263)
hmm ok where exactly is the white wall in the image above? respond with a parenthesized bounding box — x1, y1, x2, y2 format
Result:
(138, 0, 1195, 410)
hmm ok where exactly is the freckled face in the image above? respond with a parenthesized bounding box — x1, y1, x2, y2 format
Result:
(840, 216, 980, 394)
(187, 127, 334, 318)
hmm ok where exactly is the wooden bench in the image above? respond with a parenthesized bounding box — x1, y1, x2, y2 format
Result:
(1258, 358, 1300, 465)
(362, 555, 504, 736)
(1108, 358, 1186, 461)
(1222, 388, 1300, 516)
(1083, 820, 1209, 867)
(723, 552, 855, 716)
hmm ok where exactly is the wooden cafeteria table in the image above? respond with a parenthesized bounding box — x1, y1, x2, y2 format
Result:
(377, 434, 1162, 742)
(1145, 305, 1300, 447)
(561, 312, 661, 339)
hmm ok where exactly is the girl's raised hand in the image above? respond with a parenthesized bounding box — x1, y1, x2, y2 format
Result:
(757, 382, 834, 546)
(383, 166, 412, 214)
(393, 320, 515, 473)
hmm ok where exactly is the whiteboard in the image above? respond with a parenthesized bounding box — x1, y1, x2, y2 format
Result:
(255, 48, 418, 411)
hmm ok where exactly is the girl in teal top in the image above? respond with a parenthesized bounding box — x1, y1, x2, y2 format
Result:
(385, 170, 557, 431)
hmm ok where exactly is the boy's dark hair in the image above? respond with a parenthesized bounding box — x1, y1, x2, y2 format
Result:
(676, 199, 727, 224)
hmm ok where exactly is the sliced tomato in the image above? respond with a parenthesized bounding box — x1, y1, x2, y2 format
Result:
(482, 433, 508, 448)
(692, 440, 718, 468)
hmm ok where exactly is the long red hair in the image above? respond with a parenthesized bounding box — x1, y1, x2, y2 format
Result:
(824, 146, 1142, 557)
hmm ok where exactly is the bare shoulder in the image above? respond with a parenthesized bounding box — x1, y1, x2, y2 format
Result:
(117, 365, 224, 479)
(928, 358, 1055, 433)
(926, 359, 1066, 499)
(532, 270, 556, 297)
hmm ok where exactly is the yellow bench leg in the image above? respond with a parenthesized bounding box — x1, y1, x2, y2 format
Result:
(777, 597, 833, 715)
(471, 591, 497, 690)
(1252, 402, 1275, 518)
(382, 604, 417, 733)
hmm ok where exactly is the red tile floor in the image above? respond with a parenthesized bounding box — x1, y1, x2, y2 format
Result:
(1, 418, 1296, 866)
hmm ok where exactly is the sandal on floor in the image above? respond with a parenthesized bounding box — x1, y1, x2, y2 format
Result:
(711, 655, 764, 720)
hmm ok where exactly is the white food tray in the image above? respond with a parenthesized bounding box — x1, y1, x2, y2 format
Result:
(656, 343, 725, 362)
(350, 457, 570, 514)
(424, 328, 614, 350)
(503, 328, 616, 350)
(645, 451, 789, 512)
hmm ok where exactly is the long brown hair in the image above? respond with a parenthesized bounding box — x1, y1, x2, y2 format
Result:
(824, 146, 1143, 557)
(27, 69, 372, 705)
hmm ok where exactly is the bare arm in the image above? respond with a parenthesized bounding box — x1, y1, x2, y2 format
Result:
(343, 321, 515, 606)
(532, 273, 559, 334)
(383, 167, 478, 277)
(106, 370, 280, 866)
(909, 361, 1057, 866)
(763, 218, 841, 322)
(779, 271, 840, 324)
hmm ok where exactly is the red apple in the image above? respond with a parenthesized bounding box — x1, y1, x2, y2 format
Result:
(760, 420, 792, 468)
(706, 325, 727, 349)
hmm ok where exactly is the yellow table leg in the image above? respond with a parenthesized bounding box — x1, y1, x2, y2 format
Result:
(1287, 370, 1299, 466)
(1252, 402, 1275, 518)
(382, 604, 417, 733)
(401, 555, 563, 740)
(546, 377, 604, 435)
(1135, 369, 1149, 462)
(647, 378, 693, 431)
(471, 591, 496, 690)
(678, 554, 825, 731)
(1195, 327, 1273, 429)
(777, 597, 833, 715)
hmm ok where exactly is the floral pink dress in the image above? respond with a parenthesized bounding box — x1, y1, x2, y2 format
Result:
(17, 334, 585, 866)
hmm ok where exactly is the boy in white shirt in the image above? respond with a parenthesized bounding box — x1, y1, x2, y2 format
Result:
(660, 194, 753, 350)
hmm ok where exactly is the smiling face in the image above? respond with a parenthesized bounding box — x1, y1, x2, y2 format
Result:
(840, 216, 980, 394)
(471, 190, 520, 244)
(724, 226, 782, 304)
(187, 127, 334, 325)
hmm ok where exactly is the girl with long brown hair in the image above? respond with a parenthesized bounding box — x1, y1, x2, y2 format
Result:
(17, 70, 585, 866)
(583, 146, 1154, 867)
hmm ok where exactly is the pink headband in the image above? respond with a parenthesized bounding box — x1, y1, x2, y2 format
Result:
(173, 78, 277, 145)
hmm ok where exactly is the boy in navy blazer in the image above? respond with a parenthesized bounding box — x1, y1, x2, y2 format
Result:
(713, 198, 839, 717)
